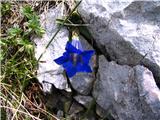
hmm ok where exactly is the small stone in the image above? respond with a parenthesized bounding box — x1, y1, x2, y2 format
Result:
(134, 65, 160, 119)
(57, 110, 64, 118)
(74, 95, 93, 108)
(70, 73, 95, 95)
(96, 105, 108, 118)
(68, 102, 84, 115)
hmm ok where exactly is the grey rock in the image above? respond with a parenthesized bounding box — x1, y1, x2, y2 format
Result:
(93, 55, 139, 120)
(60, 90, 73, 99)
(70, 72, 95, 95)
(96, 104, 108, 119)
(45, 90, 62, 110)
(93, 55, 160, 120)
(68, 102, 84, 115)
(57, 110, 64, 119)
(78, 0, 160, 82)
(134, 65, 160, 120)
(45, 86, 72, 113)
(74, 95, 93, 108)
(96, 105, 115, 120)
(33, 4, 71, 92)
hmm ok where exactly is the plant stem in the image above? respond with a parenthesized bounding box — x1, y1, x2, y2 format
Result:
(37, 0, 82, 62)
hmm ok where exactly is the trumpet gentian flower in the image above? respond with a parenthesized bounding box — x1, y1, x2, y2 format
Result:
(54, 36, 94, 78)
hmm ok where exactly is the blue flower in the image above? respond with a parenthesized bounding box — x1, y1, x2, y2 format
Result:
(54, 39, 94, 78)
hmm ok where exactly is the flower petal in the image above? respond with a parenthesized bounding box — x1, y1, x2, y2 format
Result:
(83, 64, 92, 72)
(81, 50, 94, 64)
(76, 63, 92, 73)
(54, 52, 69, 65)
(76, 63, 84, 72)
(62, 61, 77, 77)
(71, 40, 83, 51)
(65, 42, 81, 54)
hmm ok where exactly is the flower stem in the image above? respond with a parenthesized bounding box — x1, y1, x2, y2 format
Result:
(37, 0, 82, 62)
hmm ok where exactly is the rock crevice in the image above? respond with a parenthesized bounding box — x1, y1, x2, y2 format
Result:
(78, 0, 160, 85)
(93, 55, 160, 120)
(33, 1, 160, 119)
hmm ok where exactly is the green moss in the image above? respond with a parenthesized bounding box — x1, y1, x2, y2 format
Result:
(0, 108, 7, 120)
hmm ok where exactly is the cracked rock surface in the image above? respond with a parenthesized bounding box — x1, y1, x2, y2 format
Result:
(74, 95, 93, 108)
(93, 55, 160, 120)
(33, 1, 160, 119)
(78, 0, 160, 83)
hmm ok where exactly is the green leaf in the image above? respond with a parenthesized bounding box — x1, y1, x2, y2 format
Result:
(26, 15, 45, 36)
(8, 26, 22, 37)
(35, 27, 45, 37)
(21, 5, 33, 19)
(0, 52, 5, 61)
(0, 108, 7, 120)
(22, 28, 32, 37)
(0, 39, 6, 46)
(17, 39, 34, 55)
(27, 16, 39, 29)
(25, 44, 34, 55)
(27, 19, 39, 29)
(1, 2, 11, 16)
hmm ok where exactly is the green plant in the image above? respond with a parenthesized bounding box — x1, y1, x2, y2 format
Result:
(21, 5, 34, 19)
(0, 3, 48, 120)
(21, 5, 45, 37)
(1, 2, 11, 16)
(8, 26, 22, 37)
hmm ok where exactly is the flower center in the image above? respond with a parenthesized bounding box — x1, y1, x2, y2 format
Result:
(70, 53, 83, 66)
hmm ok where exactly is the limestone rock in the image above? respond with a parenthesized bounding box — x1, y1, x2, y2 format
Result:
(70, 72, 94, 95)
(78, 0, 160, 83)
(68, 102, 84, 115)
(93, 55, 160, 120)
(96, 105, 110, 119)
(74, 95, 93, 108)
(134, 65, 160, 120)
(33, 4, 70, 92)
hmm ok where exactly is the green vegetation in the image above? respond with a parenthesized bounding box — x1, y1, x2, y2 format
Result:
(1, 2, 11, 16)
(1, 4, 42, 91)
(0, 2, 56, 119)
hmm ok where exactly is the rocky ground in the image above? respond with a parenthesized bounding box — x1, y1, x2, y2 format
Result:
(33, 1, 160, 120)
